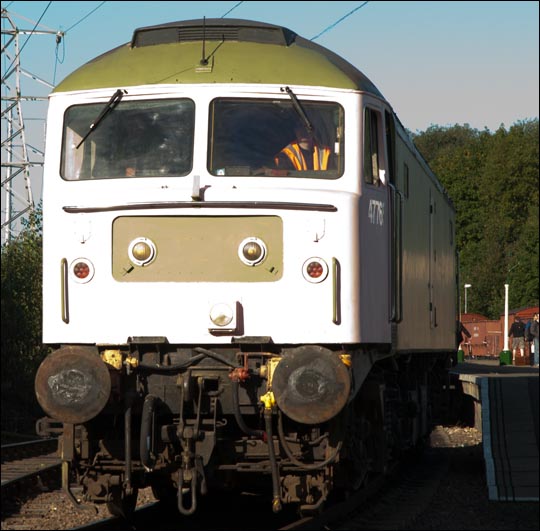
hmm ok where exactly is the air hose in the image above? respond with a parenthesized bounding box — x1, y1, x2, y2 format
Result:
(140, 394, 158, 471)
(277, 410, 342, 470)
(231, 379, 265, 438)
(264, 407, 282, 513)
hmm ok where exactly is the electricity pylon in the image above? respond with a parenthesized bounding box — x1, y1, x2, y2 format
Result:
(1, 8, 57, 244)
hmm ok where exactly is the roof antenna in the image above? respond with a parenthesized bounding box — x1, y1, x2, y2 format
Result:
(200, 16, 208, 65)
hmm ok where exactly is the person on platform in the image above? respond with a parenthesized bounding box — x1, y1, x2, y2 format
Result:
(508, 315, 526, 364)
(530, 313, 539, 368)
(456, 320, 471, 350)
(453, 320, 471, 366)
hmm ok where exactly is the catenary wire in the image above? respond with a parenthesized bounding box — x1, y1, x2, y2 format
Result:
(2, 1, 52, 79)
(53, 2, 107, 84)
(311, 1, 369, 41)
(63, 1, 107, 34)
(221, 1, 244, 18)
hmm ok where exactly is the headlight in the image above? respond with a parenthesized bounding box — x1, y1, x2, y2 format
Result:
(209, 303, 234, 327)
(208, 302, 238, 333)
(128, 237, 157, 267)
(238, 237, 267, 266)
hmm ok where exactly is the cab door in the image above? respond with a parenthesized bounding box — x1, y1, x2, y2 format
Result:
(359, 103, 391, 343)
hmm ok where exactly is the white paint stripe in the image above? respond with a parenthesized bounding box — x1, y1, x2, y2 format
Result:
(480, 377, 499, 500)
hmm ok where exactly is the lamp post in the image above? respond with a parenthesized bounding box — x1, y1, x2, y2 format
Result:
(464, 284, 472, 315)
(500, 283, 512, 365)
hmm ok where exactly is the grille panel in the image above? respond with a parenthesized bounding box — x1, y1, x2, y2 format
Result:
(132, 19, 296, 48)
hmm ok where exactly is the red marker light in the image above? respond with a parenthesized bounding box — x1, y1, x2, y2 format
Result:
(70, 258, 94, 283)
(306, 261, 324, 278)
(302, 258, 328, 283)
(73, 261, 90, 279)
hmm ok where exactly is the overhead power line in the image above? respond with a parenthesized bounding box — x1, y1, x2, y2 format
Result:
(221, 1, 244, 18)
(53, 2, 107, 84)
(63, 1, 107, 34)
(2, 1, 52, 79)
(311, 1, 369, 41)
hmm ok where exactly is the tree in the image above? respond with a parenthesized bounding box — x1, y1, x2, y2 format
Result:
(476, 121, 539, 314)
(1, 206, 49, 433)
(413, 120, 539, 318)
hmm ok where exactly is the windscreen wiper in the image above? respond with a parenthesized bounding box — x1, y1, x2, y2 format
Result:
(76, 89, 126, 149)
(281, 86, 314, 134)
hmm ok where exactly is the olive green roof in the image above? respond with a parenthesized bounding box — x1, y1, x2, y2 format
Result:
(53, 19, 384, 97)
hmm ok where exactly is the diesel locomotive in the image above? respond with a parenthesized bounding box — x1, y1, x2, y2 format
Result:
(35, 19, 457, 517)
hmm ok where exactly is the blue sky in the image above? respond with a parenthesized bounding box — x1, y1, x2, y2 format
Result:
(2, 1, 538, 237)
(3, 0, 538, 134)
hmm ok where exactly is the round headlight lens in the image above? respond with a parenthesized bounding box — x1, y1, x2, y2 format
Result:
(128, 237, 156, 267)
(243, 241, 263, 261)
(209, 303, 234, 327)
(132, 241, 152, 261)
(238, 237, 267, 266)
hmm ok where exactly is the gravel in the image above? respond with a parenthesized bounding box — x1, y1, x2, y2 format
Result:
(403, 426, 539, 531)
(1, 426, 538, 530)
(1, 486, 157, 530)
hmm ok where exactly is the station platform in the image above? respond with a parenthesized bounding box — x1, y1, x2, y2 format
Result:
(450, 359, 539, 501)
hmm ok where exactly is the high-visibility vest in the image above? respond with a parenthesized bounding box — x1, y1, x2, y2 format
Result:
(275, 142, 331, 171)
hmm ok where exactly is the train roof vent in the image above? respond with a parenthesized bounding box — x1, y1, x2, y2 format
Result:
(132, 19, 297, 48)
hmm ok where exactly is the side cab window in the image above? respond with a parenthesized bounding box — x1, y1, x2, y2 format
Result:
(363, 106, 387, 186)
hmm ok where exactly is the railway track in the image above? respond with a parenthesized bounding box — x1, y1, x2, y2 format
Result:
(1, 438, 61, 487)
(1, 438, 63, 529)
(67, 428, 451, 531)
(0, 428, 450, 530)
(282, 428, 451, 531)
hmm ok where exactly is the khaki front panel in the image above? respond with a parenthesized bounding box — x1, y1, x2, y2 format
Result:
(112, 216, 283, 282)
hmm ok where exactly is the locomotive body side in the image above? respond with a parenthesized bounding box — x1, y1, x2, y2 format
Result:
(35, 19, 456, 516)
(393, 122, 457, 351)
